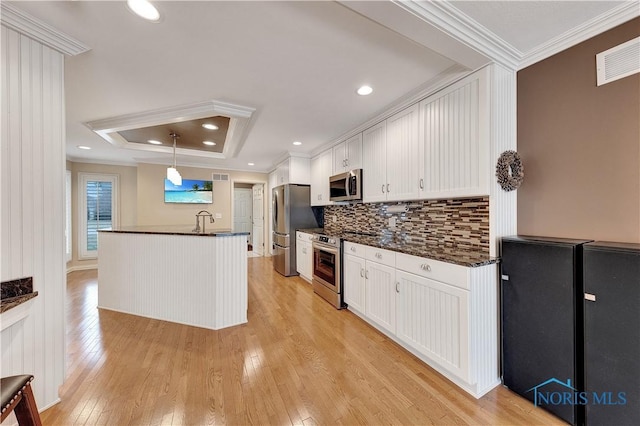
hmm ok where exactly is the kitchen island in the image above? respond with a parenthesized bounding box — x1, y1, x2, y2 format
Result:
(98, 226, 249, 330)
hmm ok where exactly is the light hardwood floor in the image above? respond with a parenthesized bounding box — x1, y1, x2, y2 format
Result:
(42, 258, 563, 425)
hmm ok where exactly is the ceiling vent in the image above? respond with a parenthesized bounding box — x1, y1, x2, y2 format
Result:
(596, 36, 640, 86)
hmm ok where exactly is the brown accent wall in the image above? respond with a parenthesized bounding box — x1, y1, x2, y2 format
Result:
(517, 18, 640, 243)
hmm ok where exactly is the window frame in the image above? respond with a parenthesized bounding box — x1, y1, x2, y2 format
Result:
(78, 172, 119, 260)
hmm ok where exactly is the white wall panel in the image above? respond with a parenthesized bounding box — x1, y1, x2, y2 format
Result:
(489, 64, 518, 256)
(1, 26, 66, 410)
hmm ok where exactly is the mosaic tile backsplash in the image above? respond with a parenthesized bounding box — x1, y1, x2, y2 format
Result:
(324, 197, 490, 252)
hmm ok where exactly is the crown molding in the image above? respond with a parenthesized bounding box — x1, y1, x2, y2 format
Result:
(66, 156, 137, 167)
(0, 3, 90, 56)
(393, 0, 520, 70)
(519, 1, 640, 69)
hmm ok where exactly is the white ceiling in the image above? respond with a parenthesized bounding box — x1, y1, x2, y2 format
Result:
(6, 1, 636, 173)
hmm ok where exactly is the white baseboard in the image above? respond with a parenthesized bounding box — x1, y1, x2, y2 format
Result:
(40, 397, 61, 412)
(66, 264, 97, 273)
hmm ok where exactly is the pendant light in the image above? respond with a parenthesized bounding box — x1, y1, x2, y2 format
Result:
(167, 132, 182, 186)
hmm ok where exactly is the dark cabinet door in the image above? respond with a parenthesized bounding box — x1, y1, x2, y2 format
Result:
(584, 243, 640, 426)
(501, 237, 589, 425)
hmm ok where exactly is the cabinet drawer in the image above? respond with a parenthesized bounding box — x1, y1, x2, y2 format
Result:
(297, 232, 313, 242)
(396, 253, 469, 290)
(366, 246, 396, 267)
(344, 241, 367, 258)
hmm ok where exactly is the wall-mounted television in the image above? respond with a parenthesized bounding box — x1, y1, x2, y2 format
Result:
(164, 179, 213, 204)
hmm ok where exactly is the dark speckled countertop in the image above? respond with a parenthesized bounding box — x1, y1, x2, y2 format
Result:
(306, 229, 497, 267)
(1, 277, 38, 314)
(99, 226, 250, 237)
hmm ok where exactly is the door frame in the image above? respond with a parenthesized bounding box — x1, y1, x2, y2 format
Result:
(230, 179, 268, 257)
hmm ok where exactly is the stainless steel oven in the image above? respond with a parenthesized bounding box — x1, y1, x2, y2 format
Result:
(311, 234, 344, 309)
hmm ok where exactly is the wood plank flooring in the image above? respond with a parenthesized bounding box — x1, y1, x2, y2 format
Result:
(42, 258, 563, 425)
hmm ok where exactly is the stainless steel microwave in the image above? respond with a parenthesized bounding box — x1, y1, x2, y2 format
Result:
(329, 169, 362, 202)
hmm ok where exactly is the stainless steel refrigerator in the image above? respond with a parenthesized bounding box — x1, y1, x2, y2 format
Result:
(272, 184, 317, 276)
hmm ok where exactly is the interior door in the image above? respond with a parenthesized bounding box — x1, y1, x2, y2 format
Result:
(233, 188, 252, 243)
(252, 184, 264, 255)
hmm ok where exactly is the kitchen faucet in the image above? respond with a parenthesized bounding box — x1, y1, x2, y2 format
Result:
(193, 210, 214, 233)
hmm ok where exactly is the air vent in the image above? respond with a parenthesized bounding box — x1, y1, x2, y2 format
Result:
(596, 36, 640, 86)
(212, 173, 229, 181)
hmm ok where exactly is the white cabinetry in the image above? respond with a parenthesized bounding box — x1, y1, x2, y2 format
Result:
(333, 133, 363, 173)
(310, 148, 333, 206)
(418, 68, 489, 198)
(343, 253, 366, 313)
(342, 241, 499, 398)
(396, 270, 470, 382)
(362, 121, 387, 203)
(362, 104, 420, 203)
(295, 231, 313, 281)
(273, 156, 311, 186)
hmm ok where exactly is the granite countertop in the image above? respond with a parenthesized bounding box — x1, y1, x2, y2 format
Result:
(296, 228, 324, 234)
(1, 277, 38, 314)
(339, 232, 498, 267)
(99, 226, 250, 237)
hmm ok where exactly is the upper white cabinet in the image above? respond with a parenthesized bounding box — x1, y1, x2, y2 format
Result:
(310, 148, 333, 206)
(273, 156, 311, 186)
(362, 103, 421, 203)
(386, 103, 421, 201)
(418, 68, 490, 198)
(333, 133, 363, 174)
(362, 121, 387, 203)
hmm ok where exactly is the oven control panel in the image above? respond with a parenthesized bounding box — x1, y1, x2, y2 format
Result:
(312, 234, 340, 247)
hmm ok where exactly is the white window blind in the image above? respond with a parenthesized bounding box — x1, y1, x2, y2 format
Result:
(78, 173, 118, 260)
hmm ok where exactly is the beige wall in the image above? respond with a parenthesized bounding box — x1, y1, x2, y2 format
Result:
(517, 18, 640, 243)
(136, 162, 268, 232)
(68, 161, 138, 270)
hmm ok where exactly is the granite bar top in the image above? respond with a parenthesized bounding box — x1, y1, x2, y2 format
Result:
(339, 232, 498, 268)
(99, 226, 250, 237)
(296, 228, 324, 234)
(1, 277, 38, 314)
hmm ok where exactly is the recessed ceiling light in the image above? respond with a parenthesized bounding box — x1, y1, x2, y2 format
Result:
(292, 141, 302, 146)
(202, 141, 216, 146)
(77, 145, 91, 150)
(148, 140, 162, 145)
(357, 85, 373, 96)
(248, 162, 255, 166)
(126, 0, 160, 22)
(202, 123, 219, 130)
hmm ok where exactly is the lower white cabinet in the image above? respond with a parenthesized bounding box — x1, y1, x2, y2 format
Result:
(364, 260, 396, 335)
(343, 254, 366, 312)
(342, 241, 499, 398)
(396, 270, 470, 382)
(296, 232, 313, 281)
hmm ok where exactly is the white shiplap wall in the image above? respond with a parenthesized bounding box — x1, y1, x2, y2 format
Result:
(1, 26, 66, 410)
(489, 64, 518, 256)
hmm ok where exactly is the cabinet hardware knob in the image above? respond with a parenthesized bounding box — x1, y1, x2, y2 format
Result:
(375, 253, 382, 259)
(420, 264, 431, 271)
(585, 293, 596, 302)
(396, 282, 400, 293)
(346, 159, 349, 167)
(419, 178, 424, 189)
(351, 247, 356, 252)
(365, 270, 369, 279)
(360, 269, 364, 277)
(382, 184, 385, 193)
(386, 183, 390, 192)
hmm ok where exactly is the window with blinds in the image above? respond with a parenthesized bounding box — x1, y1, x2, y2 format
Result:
(78, 173, 118, 260)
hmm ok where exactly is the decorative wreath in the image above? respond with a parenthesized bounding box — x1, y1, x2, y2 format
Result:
(496, 150, 524, 191)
